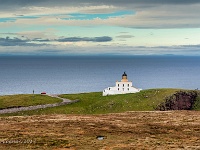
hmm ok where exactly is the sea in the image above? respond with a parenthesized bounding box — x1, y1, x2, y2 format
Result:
(0, 55, 200, 95)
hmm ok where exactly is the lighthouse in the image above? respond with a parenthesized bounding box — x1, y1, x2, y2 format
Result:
(102, 72, 141, 96)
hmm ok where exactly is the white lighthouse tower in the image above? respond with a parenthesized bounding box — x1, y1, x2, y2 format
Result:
(102, 72, 141, 96)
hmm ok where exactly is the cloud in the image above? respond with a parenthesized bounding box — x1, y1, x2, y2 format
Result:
(0, 37, 43, 46)
(36, 49, 65, 54)
(1, 3, 199, 29)
(0, 0, 200, 29)
(116, 35, 134, 38)
(1, 0, 199, 14)
(56, 36, 112, 42)
(0, 0, 200, 8)
(0, 36, 50, 46)
(1, 41, 200, 56)
(0, 36, 113, 47)
(33, 38, 51, 42)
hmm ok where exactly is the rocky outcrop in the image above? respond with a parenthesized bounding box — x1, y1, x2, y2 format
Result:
(155, 91, 198, 111)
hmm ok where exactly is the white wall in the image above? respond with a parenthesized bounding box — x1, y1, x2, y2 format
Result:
(103, 81, 141, 96)
(115, 81, 133, 92)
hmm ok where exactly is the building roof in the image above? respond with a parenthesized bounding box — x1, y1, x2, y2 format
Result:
(122, 72, 127, 77)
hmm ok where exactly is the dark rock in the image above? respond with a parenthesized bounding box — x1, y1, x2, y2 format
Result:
(155, 91, 198, 111)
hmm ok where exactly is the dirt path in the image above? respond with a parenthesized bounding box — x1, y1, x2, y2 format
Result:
(0, 94, 79, 114)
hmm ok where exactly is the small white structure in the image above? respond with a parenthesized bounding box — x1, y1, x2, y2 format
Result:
(103, 72, 141, 96)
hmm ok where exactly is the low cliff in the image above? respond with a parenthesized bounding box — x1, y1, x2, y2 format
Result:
(155, 90, 199, 111)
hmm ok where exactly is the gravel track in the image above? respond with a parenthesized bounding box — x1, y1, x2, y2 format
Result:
(0, 94, 79, 114)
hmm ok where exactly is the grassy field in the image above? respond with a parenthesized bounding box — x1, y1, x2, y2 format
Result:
(0, 111, 200, 149)
(59, 88, 181, 113)
(0, 94, 62, 109)
(0, 88, 191, 116)
(0, 89, 200, 149)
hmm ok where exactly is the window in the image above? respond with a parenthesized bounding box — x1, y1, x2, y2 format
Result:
(109, 88, 110, 90)
(123, 88, 124, 91)
(118, 88, 119, 91)
(123, 84, 124, 87)
(128, 84, 129, 87)
(128, 88, 129, 91)
(118, 84, 119, 87)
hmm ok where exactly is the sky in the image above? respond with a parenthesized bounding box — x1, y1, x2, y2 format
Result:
(0, 0, 200, 56)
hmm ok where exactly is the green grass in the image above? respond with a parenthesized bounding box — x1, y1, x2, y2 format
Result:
(0, 94, 62, 109)
(193, 95, 200, 110)
(60, 88, 181, 113)
(1, 88, 183, 116)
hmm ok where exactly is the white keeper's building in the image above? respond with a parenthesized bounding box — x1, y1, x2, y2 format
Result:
(103, 72, 141, 96)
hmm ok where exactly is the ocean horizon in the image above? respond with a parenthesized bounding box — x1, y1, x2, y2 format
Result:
(0, 55, 200, 95)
